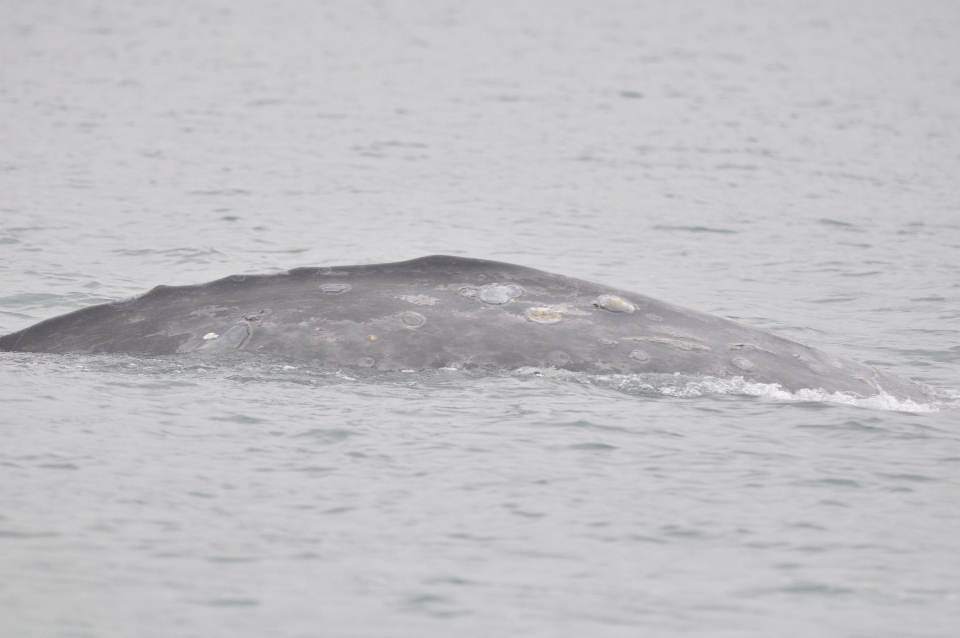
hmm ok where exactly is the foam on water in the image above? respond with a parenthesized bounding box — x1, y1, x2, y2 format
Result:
(518, 367, 951, 414)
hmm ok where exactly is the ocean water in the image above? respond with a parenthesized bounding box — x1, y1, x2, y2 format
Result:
(2, 1, 959, 636)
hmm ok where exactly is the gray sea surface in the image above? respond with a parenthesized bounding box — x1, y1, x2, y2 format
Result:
(2, 1, 960, 636)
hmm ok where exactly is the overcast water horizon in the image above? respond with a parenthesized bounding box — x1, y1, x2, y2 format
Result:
(2, 1, 959, 636)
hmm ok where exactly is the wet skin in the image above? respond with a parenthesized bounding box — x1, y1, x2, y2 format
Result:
(0, 255, 938, 402)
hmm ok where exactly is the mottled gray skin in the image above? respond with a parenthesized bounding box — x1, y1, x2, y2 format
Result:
(0, 255, 937, 401)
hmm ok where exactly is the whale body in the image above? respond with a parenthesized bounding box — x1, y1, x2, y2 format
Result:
(0, 255, 937, 402)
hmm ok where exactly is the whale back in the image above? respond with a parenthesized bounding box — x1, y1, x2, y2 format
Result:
(0, 255, 935, 401)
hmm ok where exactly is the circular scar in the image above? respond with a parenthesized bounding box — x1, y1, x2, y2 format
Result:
(629, 349, 651, 362)
(399, 311, 426, 327)
(526, 307, 563, 324)
(479, 284, 523, 304)
(594, 295, 635, 313)
(731, 357, 757, 372)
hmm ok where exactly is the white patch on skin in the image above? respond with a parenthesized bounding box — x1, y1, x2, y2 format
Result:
(202, 332, 218, 340)
(595, 295, 635, 313)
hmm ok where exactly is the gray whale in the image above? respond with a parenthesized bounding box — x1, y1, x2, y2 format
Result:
(0, 255, 937, 402)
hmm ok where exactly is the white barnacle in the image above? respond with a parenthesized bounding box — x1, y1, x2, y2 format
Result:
(594, 295, 635, 313)
(525, 307, 564, 324)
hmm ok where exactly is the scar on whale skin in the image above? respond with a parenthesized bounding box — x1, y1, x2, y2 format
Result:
(399, 312, 426, 327)
(320, 283, 351, 294)
(192, 323, 250, 352)
(459, 284, 523, 304)
(526, 307, 564, 324)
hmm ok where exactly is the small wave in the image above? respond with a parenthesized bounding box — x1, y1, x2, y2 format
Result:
(516, 368, 951, 413)
(661, 376, 945, 413)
